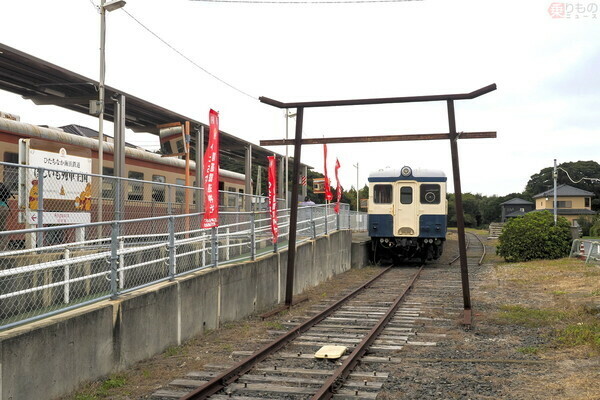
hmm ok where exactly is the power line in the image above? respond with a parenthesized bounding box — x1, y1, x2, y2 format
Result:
(191, 0, 421, 3)
(121, 9, 257, 101)
(557, 167, 600, 184)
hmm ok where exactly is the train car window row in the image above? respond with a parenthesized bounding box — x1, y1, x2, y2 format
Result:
(102, 167, 114, 198)
(3, 152, 18, 192)
(400, 186, 413, 205)
(152, 175, 166, 202)
(128, 171, 144, 201)
(373, 184, 392, 204)
(420, 184, 441, 204)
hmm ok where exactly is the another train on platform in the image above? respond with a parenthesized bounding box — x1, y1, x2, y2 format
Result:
(0, 115, 247, 248)
(368, 166, 447, 264)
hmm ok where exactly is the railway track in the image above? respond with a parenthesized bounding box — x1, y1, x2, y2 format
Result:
(151, 235, 486, 400)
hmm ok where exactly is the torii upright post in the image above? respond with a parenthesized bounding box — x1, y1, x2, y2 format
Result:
(260, 84, 497, 326)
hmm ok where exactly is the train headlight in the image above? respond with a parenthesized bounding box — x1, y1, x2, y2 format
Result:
(425, 192, 436, 203)
(401, 166, 412, 177)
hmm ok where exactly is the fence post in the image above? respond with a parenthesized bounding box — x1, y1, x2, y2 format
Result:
(110, 221, 119, 299)
(64, 248, 70, 304)
(311, 206, 316, 239)
(168, 215, 176, 279)
(211, 227, 218, 268)
(119, 238, 125, 289)
(36, 167, 44, 248)
(250, 209, 256, 261)
(324, 204, 328, 236)
(225, 227, 230, 261)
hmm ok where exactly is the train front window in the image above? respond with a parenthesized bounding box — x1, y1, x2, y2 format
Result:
(420, 184, 441, 204)
(400, 187, 413, 204)
(373, 184, 392, 204)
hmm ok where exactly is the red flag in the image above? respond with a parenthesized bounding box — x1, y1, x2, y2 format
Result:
(323, 144, 333, 202)
(334, 158, 342, 214)
(202, 109, 220, 229)
(267, 156, 278, 243)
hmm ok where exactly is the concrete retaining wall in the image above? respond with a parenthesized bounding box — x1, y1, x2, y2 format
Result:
(0, 230, 360, 400)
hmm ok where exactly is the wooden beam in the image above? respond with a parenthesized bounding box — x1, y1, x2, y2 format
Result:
(260, 131, 496, 146)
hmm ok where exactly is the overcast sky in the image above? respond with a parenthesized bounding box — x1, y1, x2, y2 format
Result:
(1, 0, 599, 196)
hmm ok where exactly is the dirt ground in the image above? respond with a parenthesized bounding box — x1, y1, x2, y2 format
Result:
(64, 233, 600, 400)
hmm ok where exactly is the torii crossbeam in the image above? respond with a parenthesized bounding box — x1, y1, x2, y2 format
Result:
(259, 84, 497, 327)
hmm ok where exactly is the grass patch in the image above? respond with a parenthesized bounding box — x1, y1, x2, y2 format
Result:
(264, 321, 284, 330)
(517, 346, 540, 355)
(164, 345, 186, 357)
(591, 289, 600, 296)
(551, 290, 567, 296)
(556, 322, 600, 350)
(496, 305, 566, 327)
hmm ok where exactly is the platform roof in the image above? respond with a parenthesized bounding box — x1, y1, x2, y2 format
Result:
(0, 42, 307, 169)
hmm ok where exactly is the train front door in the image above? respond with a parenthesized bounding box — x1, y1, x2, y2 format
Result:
(394, 182, 419, 237)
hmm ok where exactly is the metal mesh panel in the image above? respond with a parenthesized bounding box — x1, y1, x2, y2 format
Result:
(0, 161, 353, 330)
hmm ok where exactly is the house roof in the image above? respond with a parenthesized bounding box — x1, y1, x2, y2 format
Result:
(533, 208, 596, 216)
(500, 198, 533, 206)
(533, 184, 594, 199)
(505, 210, 528, 218)
(60, 124, 141, 149)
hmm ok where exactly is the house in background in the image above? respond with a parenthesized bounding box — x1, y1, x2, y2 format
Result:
(532, 184, 596, 226)
(500, 198, 535, 222)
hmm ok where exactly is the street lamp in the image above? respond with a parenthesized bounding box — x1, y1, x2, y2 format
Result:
(98, 0, 125, 231)
(285, 109, 297, 208)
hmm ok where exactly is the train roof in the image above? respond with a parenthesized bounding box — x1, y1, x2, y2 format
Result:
(368, 167, 447, 182)
(0, 117, 245, 181)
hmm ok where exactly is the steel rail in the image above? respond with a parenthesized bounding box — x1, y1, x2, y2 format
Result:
(311, 265, 425, 400)
(449, 231, 486, 265)
(179, 266, 393, 400)
(449, 231, 470, 265)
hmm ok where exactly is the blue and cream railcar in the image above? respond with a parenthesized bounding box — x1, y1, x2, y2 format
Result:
(368, 166, 447, 262)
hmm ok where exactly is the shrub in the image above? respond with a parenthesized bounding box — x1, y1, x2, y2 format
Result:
(496, 211, 572, 262)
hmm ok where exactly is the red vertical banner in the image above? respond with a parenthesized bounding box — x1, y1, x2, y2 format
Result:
(267, 156, 279, 243)
(334, 158, 342, 214)
(202, 109, 220, 229)
(323, 144, 333, 202)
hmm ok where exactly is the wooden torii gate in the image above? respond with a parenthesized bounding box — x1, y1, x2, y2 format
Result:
(259, 84, 497, 326)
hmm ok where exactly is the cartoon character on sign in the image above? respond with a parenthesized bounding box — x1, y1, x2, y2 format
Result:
(74, 183, 92, 211)
(28, 179, 39, 210)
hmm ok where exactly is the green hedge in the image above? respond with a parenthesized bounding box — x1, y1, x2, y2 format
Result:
(497, 211, 572, 262)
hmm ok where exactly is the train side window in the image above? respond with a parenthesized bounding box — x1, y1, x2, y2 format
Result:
(420, 184, 441, 204)
(373, 184, 392, 204)
(3, 152, 18, 192)
(219, 182, 225, 205)
(400, 186, 413, 205)
(128, 171, 144, 201)
(175, 178, 185, 203)
(102, 167, 114, 198)
(152, 175, 166, 202)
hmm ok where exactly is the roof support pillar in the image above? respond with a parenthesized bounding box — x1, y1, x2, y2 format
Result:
(245, 145, 252, 211)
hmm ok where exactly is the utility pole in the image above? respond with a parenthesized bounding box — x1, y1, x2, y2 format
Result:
(353, 162, 359, 227)
(553, 159, 558, 225)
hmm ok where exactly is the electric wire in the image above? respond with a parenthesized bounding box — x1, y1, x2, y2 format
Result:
(121, 9, 257, 101)
(557, 167, 600, 184)
(88, 1, 257, 101)
(192, 0, 420, 3)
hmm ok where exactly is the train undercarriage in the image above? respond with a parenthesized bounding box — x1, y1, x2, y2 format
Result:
(371, 237, 444, 265)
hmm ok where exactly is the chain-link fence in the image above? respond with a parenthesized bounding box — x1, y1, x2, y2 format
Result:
(0, 161, 356, 330)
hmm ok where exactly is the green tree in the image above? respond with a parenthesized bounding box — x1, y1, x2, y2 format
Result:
(496, 211, 572, 262)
